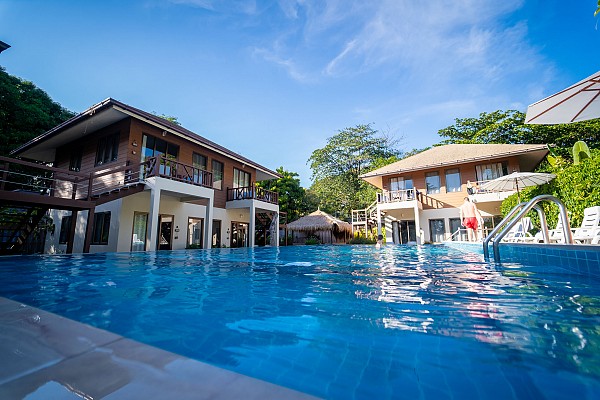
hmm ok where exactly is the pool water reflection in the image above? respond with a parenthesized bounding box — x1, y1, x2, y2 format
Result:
(0, 245, 598, 399)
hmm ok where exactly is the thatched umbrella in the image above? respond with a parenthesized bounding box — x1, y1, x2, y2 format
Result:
(287, 210, 352, 244)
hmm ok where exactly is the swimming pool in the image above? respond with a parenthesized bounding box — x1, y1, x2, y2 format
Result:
(0, 245, 598, 399)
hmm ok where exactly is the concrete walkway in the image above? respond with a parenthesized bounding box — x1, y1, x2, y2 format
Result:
(0, 297, 318, 399)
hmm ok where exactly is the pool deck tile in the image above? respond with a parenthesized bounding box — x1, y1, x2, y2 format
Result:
(0, 297, 319, 399)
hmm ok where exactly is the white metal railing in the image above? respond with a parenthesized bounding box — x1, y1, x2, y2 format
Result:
(470, 179, 516, 195)
(377, 188, 419, 203)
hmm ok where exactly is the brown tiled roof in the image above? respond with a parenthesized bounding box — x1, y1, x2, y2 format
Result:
(361, 143, 548, 178)
(12, 98, 280, 178)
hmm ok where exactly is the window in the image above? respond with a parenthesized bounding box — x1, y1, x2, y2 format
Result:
(59, 215, 72, 244)
(445, 168, 461, 192)
(141, 134, 179, 161)
(390, 177, 404, 191)
(95, 132, 120, 166)
(425, 172, 440, 194)
(192, 153, 207, 170)
(188, 218, 204, 248)
(429, 219, 446, 242)
(91, 212, 111, 245)
(212, 160, 223, 190)
(390, 177, 413, 191)
(475, 162, 508, 182)
(69, 151, 82, 172)
(131, 212, 147, 251)
(233, 168, 251, 188)
(192, 153, 208, 184)
(141, 134, 179, 176)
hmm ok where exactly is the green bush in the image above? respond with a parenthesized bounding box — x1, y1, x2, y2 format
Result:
(348, 236, 377, 244)
(305, 236, 320, 245)
(501, 149, 600, 229)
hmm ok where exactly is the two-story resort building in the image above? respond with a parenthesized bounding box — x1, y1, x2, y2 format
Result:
(353, 144, 549, 244)
(3, 98, 280, 254)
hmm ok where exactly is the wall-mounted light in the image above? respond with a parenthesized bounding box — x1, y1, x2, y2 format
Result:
(162, 131, 167, 137)
(132, 139, 138, 147)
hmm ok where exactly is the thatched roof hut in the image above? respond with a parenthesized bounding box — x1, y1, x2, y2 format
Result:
(287, 210, 352, 244)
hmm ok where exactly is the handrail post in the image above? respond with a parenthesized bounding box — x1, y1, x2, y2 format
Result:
(483, 202, 526, 259)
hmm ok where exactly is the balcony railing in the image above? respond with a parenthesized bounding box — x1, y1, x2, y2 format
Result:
(144, 156, 213, 188)
(377, 188, 423, 204)
(227, 185, 278, 205)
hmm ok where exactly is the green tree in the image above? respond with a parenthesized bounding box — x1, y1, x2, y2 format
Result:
(308, 124, 401, 218)
(257, 167, 316, 222)
(438, 110, 600, 156)
(152, 112, 181, 126)
(0, 66, 75, 156)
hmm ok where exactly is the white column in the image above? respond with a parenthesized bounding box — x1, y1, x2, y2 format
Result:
(414, 203, 422, 245)
(271, 211, 279, 247)
(376, 205, 382, 237)
(147, 187, 161, 251)
(204, 196, 213, 249)
(249, 203, 256, 247)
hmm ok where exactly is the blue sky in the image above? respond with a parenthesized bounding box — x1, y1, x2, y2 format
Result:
(1, 1, 598, 186)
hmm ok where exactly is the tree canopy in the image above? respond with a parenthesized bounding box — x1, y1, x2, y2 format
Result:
(257, 167, 317, 222)
(438, 110, 600, 157)
(308, 124, 401, 219)
(0, 66, 75, 157)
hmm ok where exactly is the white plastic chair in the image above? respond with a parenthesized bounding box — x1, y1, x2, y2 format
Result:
(503, 217, 534, 242)
(573, 206, 600, 244)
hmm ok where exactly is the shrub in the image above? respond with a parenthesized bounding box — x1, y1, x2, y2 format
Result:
(305, 235, 320, 245)
(349, 236, 376, 244)
(501, 149, 600, 229)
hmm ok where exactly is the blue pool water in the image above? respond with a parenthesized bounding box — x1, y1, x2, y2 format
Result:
(0, 245, 599, 399)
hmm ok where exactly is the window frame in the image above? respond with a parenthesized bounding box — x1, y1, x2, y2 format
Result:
(445, 168, 462, 193)
(425, 171, 441, 194)
(69, 151, 82, 172)
(95, 132, 120, 166)
(212, 160, 224, 190)
(91, 211, 111, 245)
(233, 168, 251, 189)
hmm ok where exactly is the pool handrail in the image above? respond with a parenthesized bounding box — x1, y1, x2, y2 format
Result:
(483, 201, 527, 259)
(485, 194, 573, 262)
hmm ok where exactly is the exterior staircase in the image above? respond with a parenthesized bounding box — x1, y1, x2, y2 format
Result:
(0, 205, 49, 254)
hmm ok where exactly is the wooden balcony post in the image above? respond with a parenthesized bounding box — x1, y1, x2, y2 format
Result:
(83, 207, 95, 253)
(66, 210, 78, 254)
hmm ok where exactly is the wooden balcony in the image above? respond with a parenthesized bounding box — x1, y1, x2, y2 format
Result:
(226, 185, 278, 205)
(144, 156, 213, 188)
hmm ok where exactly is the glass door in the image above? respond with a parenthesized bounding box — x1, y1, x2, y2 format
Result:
(230, 222, 248, 248)
(429, 219, 446, 243)
(158, 215, 174, 250)
(131, 212, 148, 251)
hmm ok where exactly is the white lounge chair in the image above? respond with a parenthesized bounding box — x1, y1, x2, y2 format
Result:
(535, 214, 570, 243)
(503, 217, 535, 242)
(573, 206, 600, 244)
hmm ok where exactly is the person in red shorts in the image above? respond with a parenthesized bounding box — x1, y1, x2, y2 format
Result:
(460, 197, 482, 242)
